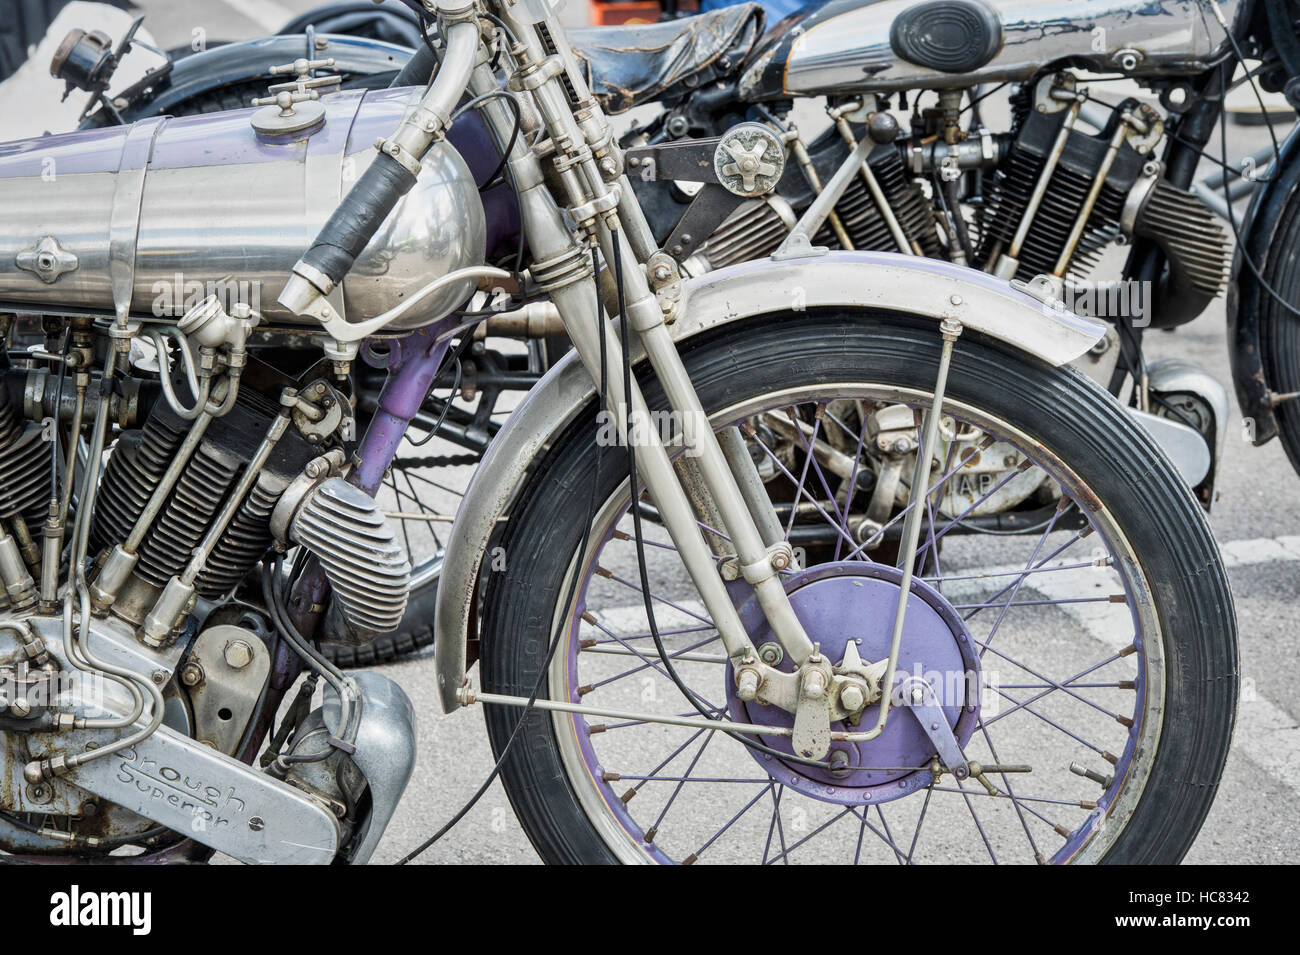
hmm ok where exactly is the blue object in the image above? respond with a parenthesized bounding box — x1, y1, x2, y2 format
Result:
(699, 0, 815, 23)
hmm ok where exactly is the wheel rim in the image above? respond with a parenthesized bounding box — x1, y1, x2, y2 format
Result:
(545, 382, 1164, 864)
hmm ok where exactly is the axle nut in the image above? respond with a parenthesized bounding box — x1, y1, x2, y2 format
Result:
(736, 667, 761, 702)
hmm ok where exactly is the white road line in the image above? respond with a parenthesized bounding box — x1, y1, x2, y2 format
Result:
(221, 0, 297, 33)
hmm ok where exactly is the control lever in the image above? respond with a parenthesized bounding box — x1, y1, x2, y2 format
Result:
(899, 676, 1031, 794)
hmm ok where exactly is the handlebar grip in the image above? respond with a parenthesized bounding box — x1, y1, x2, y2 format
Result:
(298, 151, 419, 289)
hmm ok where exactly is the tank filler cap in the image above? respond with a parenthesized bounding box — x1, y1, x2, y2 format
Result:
(250, 57, 341, 137)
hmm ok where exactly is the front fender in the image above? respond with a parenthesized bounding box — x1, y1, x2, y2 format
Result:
(1226, 126, 1300, 446)
(432, 251, 1104, 711)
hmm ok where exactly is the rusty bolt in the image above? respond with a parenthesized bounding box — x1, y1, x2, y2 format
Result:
(180, 662, 204, 687)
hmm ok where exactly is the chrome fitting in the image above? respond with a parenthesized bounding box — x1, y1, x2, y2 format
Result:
(140, 576, 196, 647)
(90, 543, 139, 610)
(0, 532, 37, 612)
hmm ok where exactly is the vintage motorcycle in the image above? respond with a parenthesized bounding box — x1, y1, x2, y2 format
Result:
(52, 0, 1298, 668)
(0, 0, 1237, 863)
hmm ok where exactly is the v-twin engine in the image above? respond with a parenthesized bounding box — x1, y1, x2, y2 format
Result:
(0, 316, 415, 863)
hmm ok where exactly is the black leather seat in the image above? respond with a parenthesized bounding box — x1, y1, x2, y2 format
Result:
(569, 4, 765, 114)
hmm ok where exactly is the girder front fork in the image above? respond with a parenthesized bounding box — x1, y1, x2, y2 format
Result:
(472, 4, 970, 757)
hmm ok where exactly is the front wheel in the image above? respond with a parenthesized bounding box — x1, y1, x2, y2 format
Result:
(478, 310, 1237, 864)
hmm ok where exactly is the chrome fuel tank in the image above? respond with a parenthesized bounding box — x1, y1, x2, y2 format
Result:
(0, 87, 485, 330)
(740, 0, 1244, 101)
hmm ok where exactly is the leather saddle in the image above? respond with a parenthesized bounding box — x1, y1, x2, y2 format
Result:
(569, 3, 765, 114)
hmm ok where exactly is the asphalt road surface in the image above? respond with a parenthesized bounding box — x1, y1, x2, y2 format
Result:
(6, 0, 1299, 864)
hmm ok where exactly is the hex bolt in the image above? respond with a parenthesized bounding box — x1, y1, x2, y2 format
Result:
(223, 639, 254, 670)
(839, 683, 866, 712)
(180, 662, 204, 687)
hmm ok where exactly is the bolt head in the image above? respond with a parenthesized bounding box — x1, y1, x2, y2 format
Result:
(180, 662, 204, 687)
(223, 639, 255, 670)
(150, 669, 168, 685)
(839, 683, 866, 712)
(248, 816, 265, 832)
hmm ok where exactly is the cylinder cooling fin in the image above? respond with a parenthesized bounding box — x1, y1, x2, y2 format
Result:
(976, 103, 1133, 280)
(90, 358, 323, 610)
(0, 382, 51, 532)
(276, 476, 411, 635)
(815, 144, 941, 256)
(1131, 178, 1231, 298)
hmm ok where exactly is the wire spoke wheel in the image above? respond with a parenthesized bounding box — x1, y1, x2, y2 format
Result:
(479, 312, 1236, 864)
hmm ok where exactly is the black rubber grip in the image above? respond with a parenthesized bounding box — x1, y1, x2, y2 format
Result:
(300, 151, 419, 287)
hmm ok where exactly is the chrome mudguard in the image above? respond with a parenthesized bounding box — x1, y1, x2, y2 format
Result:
(432, 251, 1105, 711)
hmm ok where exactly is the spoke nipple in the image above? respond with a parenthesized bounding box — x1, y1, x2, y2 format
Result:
(602, 771, 621, 782)
(1102, 751, 1120, 766)
(1119, 644, 1137, 658)
(1054, 823, 1072, 839)
(1115, 714, 1134, 728)
(620, 788, 636, 804)
(682, 853, 698, 865)
(644, 826, 657, 843)
(577, 684, 595, 697)
(1081, 800, 1099, 810)
(581, 611, 598, 625)
(1107, 594, 1126, 603)
(595, 566, 612, 579)
(1035, 851, 1047, 865)
(580, 638, 597, 649)
(611, 529, 630, 541)
(1118, 680, 1136, 690)
(587, 723, 606, 735)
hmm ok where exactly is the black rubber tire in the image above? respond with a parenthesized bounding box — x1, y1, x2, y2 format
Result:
(478, 310, 1238, 864)
(1258, 187, 1300, 475)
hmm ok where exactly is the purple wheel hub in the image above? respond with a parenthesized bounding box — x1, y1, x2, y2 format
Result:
(726, 561, 980, 806)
